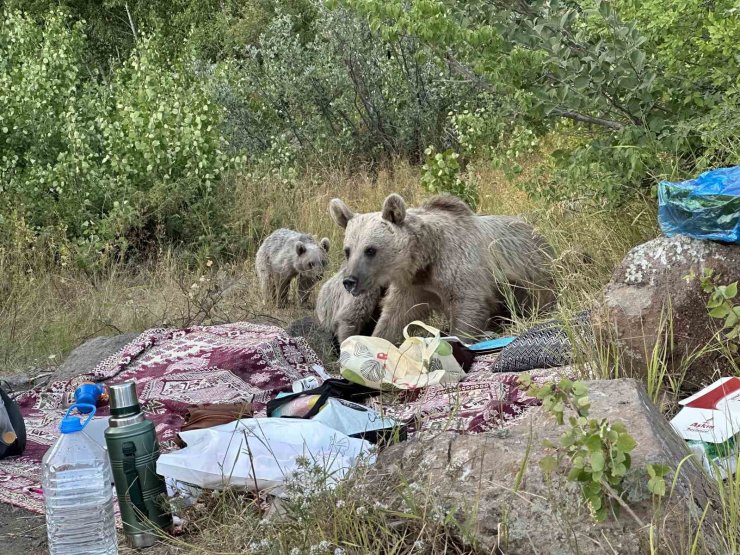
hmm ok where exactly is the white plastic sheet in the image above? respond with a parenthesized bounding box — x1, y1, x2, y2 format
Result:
(310, 398, 400, 438)
(156, 418, 373, 496)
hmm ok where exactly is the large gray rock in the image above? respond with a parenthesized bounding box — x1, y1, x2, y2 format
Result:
(367, 379, 721, 554)
(595, 235, 740, 390)
(51, 333, 138, 382)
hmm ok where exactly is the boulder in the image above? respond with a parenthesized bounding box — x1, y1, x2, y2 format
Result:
(367, 379, 721, 554)
(0, 369, 50, 393)
(51, 333, 138, 382)
(596, 235, 740, 390)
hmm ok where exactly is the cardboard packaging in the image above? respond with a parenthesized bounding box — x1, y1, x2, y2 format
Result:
(670, 377, 740, 479)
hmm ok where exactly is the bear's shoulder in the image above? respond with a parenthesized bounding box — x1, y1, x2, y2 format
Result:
(420, 195, 475, 218)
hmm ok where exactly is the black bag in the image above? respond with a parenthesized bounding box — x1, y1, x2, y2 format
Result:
(267, 378, 406, 445)
(0, 386, 26, 459)
(267, 378, 379, 419)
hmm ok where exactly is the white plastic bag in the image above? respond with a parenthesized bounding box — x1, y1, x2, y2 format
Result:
(310, 398, 401, 439)
(156, 418, 373, 496)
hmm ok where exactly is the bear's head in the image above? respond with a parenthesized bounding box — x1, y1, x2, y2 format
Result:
(294, 237, 330, 279)
(329, 193, 411, 296)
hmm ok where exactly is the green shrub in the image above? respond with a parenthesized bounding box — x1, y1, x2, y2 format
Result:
(215, 6, 488, 171)
(420, 146, 479, 209)
(0, 11, 238, 266)
(340, 0, 740, 204)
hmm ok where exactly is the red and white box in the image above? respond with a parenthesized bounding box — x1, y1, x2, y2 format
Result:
(670, 377, 740, 479)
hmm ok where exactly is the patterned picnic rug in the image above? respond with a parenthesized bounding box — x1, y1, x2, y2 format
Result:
(0, 322, 572, 516)
(371, 355, 575, 437)
(0, 322, 323, 514)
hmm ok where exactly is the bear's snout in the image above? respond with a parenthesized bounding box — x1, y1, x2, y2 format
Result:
(342, 276, 358, 295)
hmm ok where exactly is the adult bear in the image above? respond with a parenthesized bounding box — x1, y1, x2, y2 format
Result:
(329, 193, 555, 344)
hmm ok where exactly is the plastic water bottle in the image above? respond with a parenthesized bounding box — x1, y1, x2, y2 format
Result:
(42, 403, 118, 555)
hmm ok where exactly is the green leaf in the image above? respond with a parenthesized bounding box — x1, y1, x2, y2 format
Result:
(573, 75, 590, 90)
(593, 506, 608, 522)
(586, 492, 602, 511)
(725, 311, 738, 329)
(572, 382, 588, 396)
(590, 451, 605, 472)
(651, 464, 670, 477)
(576, 395, 591, 411)
(707, 296, 723, 309)
(615, 433, 637, 452)
(559, 378, 573, 390)
(539, 455, 558, 474)
(611, 422, 626, 433)
(629, 50, 646, 70)
(709, 305, 730, 319)
(648, 476, 666, 497)
(585, 435, 602, 453)
(583, 481, 601, 497)
(726, 282, 738, 299)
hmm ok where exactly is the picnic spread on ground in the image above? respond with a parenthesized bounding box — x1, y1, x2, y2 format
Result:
(0, 319, 578, 525)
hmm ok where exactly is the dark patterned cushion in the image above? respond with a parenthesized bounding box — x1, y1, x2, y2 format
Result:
(491, 311, 593, 373)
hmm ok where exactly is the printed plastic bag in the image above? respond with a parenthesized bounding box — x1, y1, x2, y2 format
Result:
(339, 321, 465, 390)
(658, 166, 740, 243)
(156, 418, 373, 496)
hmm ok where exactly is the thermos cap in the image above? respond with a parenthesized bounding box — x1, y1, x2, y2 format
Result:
(108, 382, 140, 413)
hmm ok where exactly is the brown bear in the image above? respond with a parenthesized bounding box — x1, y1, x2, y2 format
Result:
(255, 228, 330, 307)
(315, 265, 385, 346)
(329, 193, 555, 344)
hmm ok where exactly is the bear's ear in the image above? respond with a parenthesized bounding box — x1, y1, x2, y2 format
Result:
(320, 237, 330, 252)
(295, 241, 306, 256)
(329, 198, 354, 229)
(381, 193, 406, 225)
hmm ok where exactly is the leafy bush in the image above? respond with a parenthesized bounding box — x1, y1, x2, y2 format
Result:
(420, 147, 478, 209)
(520, 375, 668, 523)
(341, 0, 740, 204)
(0, 11, 236, 265)
(700, 269, 740, 346)
(216, 6, 487, 171)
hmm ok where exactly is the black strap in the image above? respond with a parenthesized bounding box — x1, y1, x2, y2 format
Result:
(122, 442, 148, 522)
(266, 378, 379, 418)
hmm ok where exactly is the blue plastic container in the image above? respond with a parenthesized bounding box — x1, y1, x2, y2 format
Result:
(658, 166, 740, 244)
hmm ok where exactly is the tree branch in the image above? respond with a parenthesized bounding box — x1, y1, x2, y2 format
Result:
(124, 3, 138, 41)
(444, 51, 628, 131)
(444, 51, 497, 95)
(551, 109, 626, 130)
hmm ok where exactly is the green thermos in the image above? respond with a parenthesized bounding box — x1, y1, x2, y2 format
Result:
(105, 382, 172, 548)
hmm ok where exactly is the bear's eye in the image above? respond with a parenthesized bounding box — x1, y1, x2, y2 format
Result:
(344, 247, 350, 259)
(364, 247, 377, 258)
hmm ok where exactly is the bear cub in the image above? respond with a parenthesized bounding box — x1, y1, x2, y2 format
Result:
(256, 228, 330, 307)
